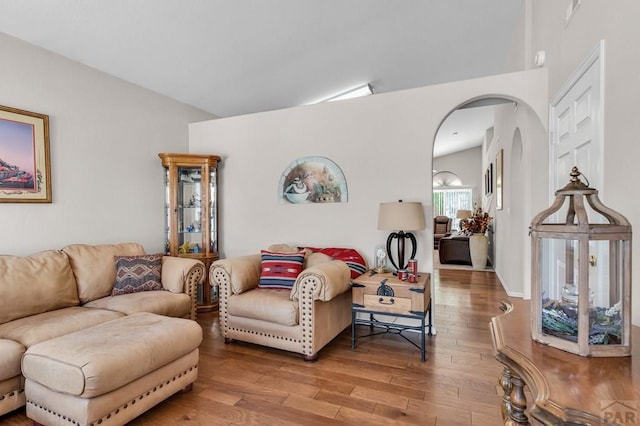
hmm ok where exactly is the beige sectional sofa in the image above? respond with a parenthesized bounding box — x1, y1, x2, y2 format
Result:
(0, 242, 205, 417)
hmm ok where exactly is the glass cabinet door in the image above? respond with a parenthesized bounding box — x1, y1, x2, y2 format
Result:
(177, 166, 204, 254)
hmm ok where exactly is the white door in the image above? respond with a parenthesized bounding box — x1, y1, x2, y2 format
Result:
(548, 41, 605, 306)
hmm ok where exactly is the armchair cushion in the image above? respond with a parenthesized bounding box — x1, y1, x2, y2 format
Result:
(228, 289, 298, 326)
(111, 254, 163, 296)
(258, 250, 305, 290)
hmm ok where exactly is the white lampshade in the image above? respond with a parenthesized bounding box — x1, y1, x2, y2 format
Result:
(377, 201, 426, 231)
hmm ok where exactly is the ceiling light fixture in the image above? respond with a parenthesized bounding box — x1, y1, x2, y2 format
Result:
(309, 83, 373, 104)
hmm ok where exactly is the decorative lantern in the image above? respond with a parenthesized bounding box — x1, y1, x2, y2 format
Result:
(530, 167, 631, 357)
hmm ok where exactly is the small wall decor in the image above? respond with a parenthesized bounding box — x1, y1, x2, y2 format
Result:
(496, 149, 503, 210)
(485, 163, 493, 196)
(279, 156, 348, 204)
(0, 105, 51, 203)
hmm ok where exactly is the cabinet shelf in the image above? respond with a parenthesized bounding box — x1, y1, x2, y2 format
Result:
(159, 152, 221, 313)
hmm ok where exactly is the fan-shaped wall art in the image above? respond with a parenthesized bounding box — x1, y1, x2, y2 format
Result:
(279, 156, 348, 204)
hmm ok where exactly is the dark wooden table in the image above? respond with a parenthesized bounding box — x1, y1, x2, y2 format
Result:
(490, 298, 640, 425)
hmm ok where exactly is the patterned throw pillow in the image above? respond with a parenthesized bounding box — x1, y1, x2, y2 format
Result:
(111, 254, 164, 296)
(258, 250, 305, 290)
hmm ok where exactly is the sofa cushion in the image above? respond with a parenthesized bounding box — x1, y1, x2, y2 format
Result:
(0, 339, 24, 381)
(258, 250, 305, 290)
(84, 291, 192, 318)
(111, 253, 163, 296)
(0, 250, 79, 324)
(0, 306, 124, 348)
(228, 289, 298, 326)
(63, 243, 145, 303)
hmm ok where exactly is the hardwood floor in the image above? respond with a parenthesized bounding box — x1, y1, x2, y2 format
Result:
(2, 269, 510, 425)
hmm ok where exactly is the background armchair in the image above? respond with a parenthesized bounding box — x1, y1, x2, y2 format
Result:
(433, 215, 452, 249)
(209, 245, 357, 361)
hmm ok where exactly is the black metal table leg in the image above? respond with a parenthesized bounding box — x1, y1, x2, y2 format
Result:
(421, 315, 426, 361)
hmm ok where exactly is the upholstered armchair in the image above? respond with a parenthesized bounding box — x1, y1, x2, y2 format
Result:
(433, 215, 452, 249)
(209, 245, 358, 361)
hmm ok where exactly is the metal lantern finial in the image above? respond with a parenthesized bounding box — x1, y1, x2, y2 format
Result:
(530, 167, 632, 357)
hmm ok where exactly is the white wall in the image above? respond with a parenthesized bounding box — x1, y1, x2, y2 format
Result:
(189, 70, 548, 274)
(0, 33, 214, 256)
(485, 100, 548, 298)
(506, 1, 640, 324)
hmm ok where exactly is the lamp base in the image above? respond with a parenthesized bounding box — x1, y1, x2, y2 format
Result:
(386, 231, 417, 271)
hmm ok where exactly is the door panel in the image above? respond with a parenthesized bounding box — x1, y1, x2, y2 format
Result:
(549, 42, 605, 307)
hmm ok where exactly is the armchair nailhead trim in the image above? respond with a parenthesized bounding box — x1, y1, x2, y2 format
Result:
(227, 327, 302, 343)
(299, 275, 322, 356)
(211, 268, 230, 334)
(25, 365, 198, 426)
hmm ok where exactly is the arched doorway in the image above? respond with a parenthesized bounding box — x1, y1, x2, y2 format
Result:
(432, 95, 547, 298)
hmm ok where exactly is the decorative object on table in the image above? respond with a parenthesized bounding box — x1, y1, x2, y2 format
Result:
(278, 156, 348, 204)
(159, 152, 221, 312)
(377, 200, 426, 271)
(495, 149, 503, 210)
(373, 244, 388, 273)
(530, 166, 631, 357)
(0, 105, 51, 203)
(461, 204, 492, 269)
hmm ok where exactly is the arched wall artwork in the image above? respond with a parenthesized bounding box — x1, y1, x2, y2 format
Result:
(278, 156, 348, 204)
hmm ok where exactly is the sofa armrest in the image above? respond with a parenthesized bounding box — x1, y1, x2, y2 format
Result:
(209, 254, 262, 295)
(161, 256, 205, 320)
(290, 260, 351, 302)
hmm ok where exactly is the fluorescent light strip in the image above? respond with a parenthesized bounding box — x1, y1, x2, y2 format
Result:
(309, 83, 373, 104)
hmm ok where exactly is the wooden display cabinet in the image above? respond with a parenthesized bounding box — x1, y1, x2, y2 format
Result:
(159, 153, 221, 312)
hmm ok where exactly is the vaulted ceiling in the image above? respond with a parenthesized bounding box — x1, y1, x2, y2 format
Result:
(0, 0, 523, 153)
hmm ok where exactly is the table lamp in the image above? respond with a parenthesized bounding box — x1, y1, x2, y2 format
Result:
(377, 200, 426, 271)
(456, 209, 472, 230)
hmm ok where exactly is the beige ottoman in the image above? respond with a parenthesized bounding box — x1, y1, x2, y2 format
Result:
(22, 312, 202, 426)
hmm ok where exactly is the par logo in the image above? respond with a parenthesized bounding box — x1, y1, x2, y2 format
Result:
(601, 400, 637, 425)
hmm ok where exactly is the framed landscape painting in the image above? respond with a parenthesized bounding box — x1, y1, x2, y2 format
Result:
(0, 105, 51, 202)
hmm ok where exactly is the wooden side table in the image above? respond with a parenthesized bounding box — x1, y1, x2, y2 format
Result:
(351, 271, 432, 361)
(491, 298, 640, 425)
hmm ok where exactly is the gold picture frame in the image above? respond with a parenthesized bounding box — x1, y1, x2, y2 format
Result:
(0, 105, 51, 203)
(496, 149, 503, 210)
